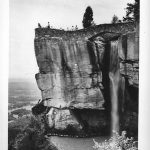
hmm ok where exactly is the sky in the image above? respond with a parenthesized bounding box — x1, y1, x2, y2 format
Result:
(9, 0, 134, 81)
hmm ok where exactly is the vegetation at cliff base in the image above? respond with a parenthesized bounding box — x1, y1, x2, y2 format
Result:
(93, 131, 138, 150)
(9, 116, 58, 150)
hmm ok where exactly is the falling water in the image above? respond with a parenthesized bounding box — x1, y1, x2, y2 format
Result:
(109, 40, 120, 134)
(109, 71, 120, 133)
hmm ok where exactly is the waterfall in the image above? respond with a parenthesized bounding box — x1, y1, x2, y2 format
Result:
(109, 40, 120, 134)
(109, 71, 119, 133)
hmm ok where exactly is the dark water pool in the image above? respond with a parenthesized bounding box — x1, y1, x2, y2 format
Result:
(50, 136, 109, 150)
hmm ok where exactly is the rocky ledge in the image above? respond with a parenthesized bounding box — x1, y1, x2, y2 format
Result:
(33, 22, 139, 135)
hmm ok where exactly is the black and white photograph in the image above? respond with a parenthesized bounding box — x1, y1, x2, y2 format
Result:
(1, 0, 147, 149)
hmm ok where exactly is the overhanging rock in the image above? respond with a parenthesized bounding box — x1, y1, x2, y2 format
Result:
(34, 22, 138, 135)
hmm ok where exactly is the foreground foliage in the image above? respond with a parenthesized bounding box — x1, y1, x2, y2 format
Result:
(9, 116, 58, 150)
(93, 131, 138, 150)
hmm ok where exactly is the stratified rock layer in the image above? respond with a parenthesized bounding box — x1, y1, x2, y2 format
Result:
(119, 32, 139, 87)
(34, 22, 139, 134)
(35, 38, 105, 109)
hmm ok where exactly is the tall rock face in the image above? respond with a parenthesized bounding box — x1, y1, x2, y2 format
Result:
(35, 37, 104, 109)
(34, 22, 139, 136)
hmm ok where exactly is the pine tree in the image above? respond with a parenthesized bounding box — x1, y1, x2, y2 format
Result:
(111, 15, 119, 24)
(82, 6, 94, 28)
(123, 0, 139, 22)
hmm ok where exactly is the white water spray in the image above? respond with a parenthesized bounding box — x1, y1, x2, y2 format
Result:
(109, 40, 120, 134)
(109, 71, 120, 133)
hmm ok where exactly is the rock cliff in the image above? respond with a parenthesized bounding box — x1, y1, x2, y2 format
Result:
(34, 22, 139, 136)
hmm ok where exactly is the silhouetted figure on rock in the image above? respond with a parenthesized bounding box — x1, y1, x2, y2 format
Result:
(48, 22, 50, 28)
(38, 23, 41, 28)
(75, 25, 78, 30)
(71, 26, 74, 31)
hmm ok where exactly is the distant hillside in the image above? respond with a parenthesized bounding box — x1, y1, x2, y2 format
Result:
(9, 78, 41, 99)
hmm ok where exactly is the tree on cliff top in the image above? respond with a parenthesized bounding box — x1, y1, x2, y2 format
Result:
(123, 0, 140, 22)
(111, 15, 122, 24)
(82, 6, 94, 28)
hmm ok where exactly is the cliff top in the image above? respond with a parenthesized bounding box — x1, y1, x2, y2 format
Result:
(35, 22, 136, 39)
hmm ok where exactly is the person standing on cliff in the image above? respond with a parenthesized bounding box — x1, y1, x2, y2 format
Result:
(38, 23, 41, 28)
(48, 22, 50, 28)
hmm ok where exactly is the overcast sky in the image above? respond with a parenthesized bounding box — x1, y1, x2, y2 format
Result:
(9, 0, 134, 80)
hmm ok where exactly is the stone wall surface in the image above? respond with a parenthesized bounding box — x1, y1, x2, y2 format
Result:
(119, 32, 139, 87)
(34, 22, 139, 134)
(34, 37, 105, 109)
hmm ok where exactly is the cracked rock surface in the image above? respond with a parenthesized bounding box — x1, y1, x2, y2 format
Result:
(34, 22, 138, 133)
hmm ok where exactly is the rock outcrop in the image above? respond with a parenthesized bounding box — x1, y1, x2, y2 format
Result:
(34, 22, 139, 135)
(119, 32, 139, 87)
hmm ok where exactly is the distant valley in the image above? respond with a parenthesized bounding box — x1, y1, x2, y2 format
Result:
(8, 79, 41, 122)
